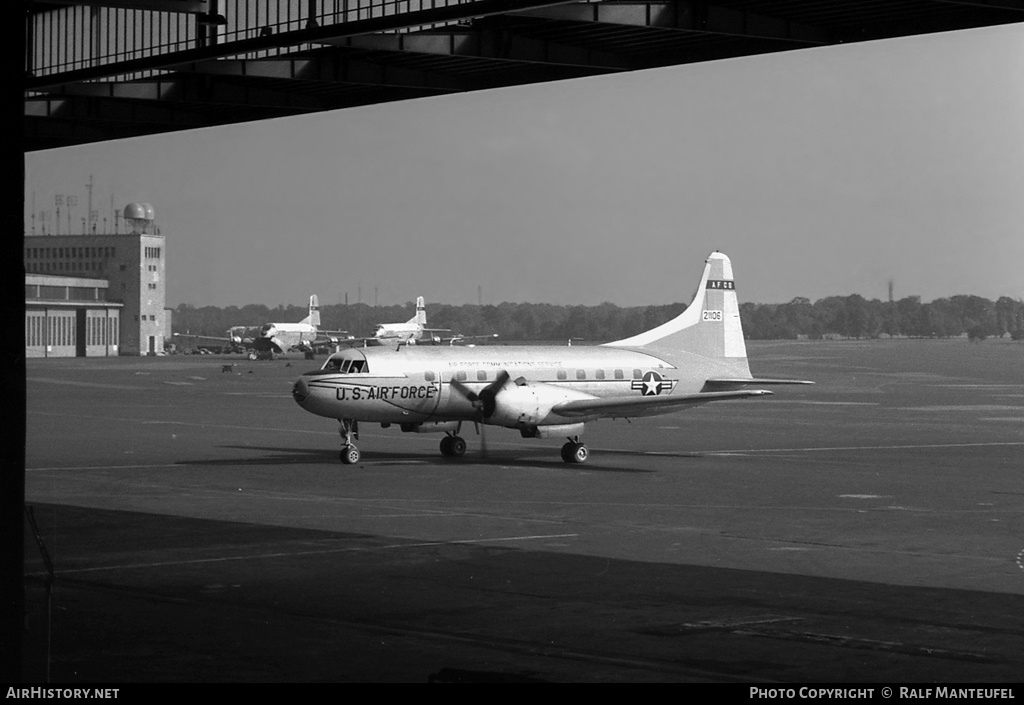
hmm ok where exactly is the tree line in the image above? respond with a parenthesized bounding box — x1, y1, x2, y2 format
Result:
(172, 294, 1024, 343)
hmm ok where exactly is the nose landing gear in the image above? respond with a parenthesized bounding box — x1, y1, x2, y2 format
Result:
(339, 419, 360, 465)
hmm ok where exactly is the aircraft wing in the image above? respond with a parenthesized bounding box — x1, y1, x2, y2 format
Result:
(706, 377, 814, 386)
(325, 335, 378, 347)
(172, 332, 233, 345)
(552, 389, 774, 418)
(315, 329, 353, 342)
(441, 333, 500, 345)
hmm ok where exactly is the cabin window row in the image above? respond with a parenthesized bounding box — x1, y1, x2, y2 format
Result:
(325, 361, 648, 381)
(440, 369, 644, 382)
(326, 360, 650, 381)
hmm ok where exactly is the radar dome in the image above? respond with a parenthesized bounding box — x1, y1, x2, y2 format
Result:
(124, 202, 154, 234)
(124, 202, 147, 220)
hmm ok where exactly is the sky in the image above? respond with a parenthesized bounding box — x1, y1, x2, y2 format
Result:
(23, 22, 1024, 310)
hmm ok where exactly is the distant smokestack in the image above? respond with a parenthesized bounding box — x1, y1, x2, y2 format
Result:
(888, 280, 894, 303)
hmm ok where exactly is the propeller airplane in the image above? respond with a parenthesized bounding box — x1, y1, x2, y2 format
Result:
(292, 252, 813, 464)
(355, 296, 497, 347)
(174, 295, 350, 358)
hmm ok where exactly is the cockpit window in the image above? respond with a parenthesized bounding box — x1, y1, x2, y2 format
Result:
(322, 357, 369, 374)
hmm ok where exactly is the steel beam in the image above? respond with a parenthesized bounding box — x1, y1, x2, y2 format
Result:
(511, 1, 829, 44)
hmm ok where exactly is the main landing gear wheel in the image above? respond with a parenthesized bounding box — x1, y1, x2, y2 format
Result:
(340, 445, 360, 465)
(560, 441, 588, 464)
(440, 435, 467, 457)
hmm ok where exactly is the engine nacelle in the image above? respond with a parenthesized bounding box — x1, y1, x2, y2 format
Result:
(520, 423, 586, 439)
(401, 421, 461, 433)
(487, 381, 594, 429)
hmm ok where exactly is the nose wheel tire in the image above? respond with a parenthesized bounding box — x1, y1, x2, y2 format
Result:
(340, 445, 360, 465)
(560, 441, 588, 464)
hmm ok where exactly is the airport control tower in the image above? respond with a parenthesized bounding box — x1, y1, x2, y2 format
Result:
(24, 203, 167, 356)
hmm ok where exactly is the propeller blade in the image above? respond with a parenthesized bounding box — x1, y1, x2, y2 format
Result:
(448, 378, 481, 406)
(476, 369, 510, 418)
(487, 369, 510, 392)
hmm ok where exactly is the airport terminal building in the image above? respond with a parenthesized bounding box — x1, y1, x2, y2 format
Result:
(24, 204, 167, 357)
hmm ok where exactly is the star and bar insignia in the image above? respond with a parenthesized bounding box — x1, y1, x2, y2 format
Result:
(631, 370, 676, 396)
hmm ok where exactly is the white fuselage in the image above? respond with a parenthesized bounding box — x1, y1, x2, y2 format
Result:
(368, 323, 422, 345)
(258, 322, 317, 352)
(292, 344, 733, 429)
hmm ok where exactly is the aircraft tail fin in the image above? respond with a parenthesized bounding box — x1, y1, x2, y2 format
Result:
(409, 296, 427, 326)
(603, 252, 751, 376)
(302, 294, 321, 329)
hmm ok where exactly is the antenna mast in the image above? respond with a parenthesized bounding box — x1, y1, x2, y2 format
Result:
(86, 175, 93, 233)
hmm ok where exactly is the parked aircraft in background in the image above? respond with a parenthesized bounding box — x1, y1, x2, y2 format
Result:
(356, 296, 497, 347)
(173, 324, 259, 353)
(338, 296, 496, 347)
(292, 252, 813, 464)
(368, 296, 435, 345)
(174, 295, 350, 358)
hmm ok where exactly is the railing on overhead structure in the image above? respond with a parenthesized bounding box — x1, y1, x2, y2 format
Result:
(27, 0, 472, 79)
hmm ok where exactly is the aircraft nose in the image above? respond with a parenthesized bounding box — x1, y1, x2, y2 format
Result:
(292, 376, 309, 404)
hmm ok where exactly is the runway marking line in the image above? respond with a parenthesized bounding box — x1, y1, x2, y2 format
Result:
(26, 533, 581, 577)
(27, 463, 186, 472)
(692, 441, 1024, 455)
(29, 410, 336, 436)
(681, 615, 802, 629)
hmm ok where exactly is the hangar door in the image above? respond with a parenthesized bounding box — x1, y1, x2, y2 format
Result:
(76, 309, 86, 357)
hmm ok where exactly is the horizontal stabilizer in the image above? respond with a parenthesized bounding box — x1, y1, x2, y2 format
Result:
(552, 389, 772, 418)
